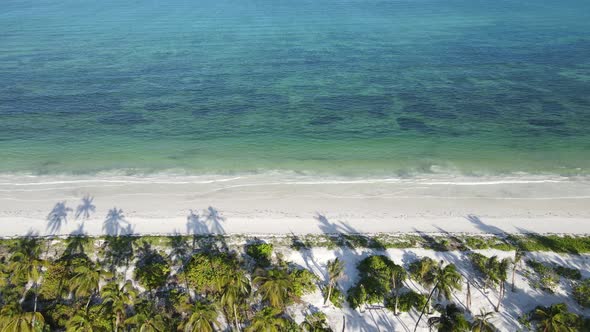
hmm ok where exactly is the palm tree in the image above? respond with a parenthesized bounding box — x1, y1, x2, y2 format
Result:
(532, 303, 579, 332)
(182, 301, 219, 332)
(390, 264, 407, 315)
(471, 310, 496, 332)
(221, 272, 251, 331)
(494, 258, 510, 312)
(427, 303, 469, 332)
(409, 257, 437, 282)
(101, 281, 137, 331)
(63, 235, 91, 256)
(8, 236, 46, 328)
(254, 268, 292, 308)
(511, 248, 524, 292)
(0, 303, 45, 332)
(70, 262, 112, 309)
(485, 256, 499, 293)
(66, 307, 103, 332)
(124, 313, 167, 332)
(324, 258, 344, 305)
(414, 261, 462, 332)
(246, 307, 288, 332)
(102, 235, 134, 272)
(300, 312, 332, 332)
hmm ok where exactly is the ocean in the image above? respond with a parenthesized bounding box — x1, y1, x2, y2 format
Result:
(1, 0, 589, 177)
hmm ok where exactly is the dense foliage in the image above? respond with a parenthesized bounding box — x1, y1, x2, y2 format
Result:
(573, 279, 590, 308)
(245, 242, 274, 267)
(0, 234, 588, 332)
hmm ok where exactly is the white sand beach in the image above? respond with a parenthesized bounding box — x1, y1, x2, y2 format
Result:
(0, 173, 589, 237)
(2, 173, 590, 331)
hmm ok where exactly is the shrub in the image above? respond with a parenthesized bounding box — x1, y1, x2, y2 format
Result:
(44, 303, 76, 329)
(40, 253, 91, 300)
(39, 261, 70, 300)
(554, 265, 582, 280)
(184, 252, 239, 294)
(526, 260, 559, 292)
(290, 267, 317, 297)
(386, 290, 426, 313)
(325, 286, 344, 308)
(347, 255, 404, 309)
(346, 285, 367, 310)
(356, 255, 396, 300)
(408, 257, 437, 284)
(465, 237, 488, 250)
(246, 242, 273, 267)
(135, 249, 170, 291)
(573, 279, 590, 308)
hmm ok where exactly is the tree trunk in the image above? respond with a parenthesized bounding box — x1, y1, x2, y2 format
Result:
(233, 303, 240, 332)
(342, 315, 346, 332)
(115, 311, 121, 332)
(414, 281, 439, 332)
(466, 281, 471, 313)
(392, 274, 399, 315)
(32, 283, 39, 328)
(495, 282, 504, 312)
(511, 265, 517, 292)
(394, 287, 400, 316)
(85, 291, 95, 311)
(324, 281, 333, 305)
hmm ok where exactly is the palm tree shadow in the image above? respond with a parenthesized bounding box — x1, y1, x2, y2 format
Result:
(103, 207, 129, 236)
(466, 214, 505, 235)
(205, 206, 225, 234)
(64, 223, 89, 256)
(75, 195, 96, 220)
(46, 201, 72, 234)
(186, 210, 208, 235)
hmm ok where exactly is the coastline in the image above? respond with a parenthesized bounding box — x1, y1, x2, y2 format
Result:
(1, 172, 589, 238)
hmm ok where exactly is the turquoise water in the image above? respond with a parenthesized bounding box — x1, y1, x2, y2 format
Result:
(1, 0, 589, 176)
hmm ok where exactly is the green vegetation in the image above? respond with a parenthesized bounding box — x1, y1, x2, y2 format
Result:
(525, 259, 581, 294)
(346, 255, 406, 312)
(526, 260, 560, 293)
(573, 279, 590, 308)
(386, 291, 426, 313)
(469, 253, 510, 311)
(0, 235, 320, 331)
(323, 258, 344, 306)
(2, 233, 590, 254)
(0, 233, 589, 331)
(507, 234, 590, 254)
(528, 303, 582, 332)
(427, 303, 470, 332)
(245, 241, 273, 267)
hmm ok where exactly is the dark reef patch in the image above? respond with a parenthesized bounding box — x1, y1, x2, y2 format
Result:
(457, 103, 499, 118)
(0, 93, 120, 115)
(144, 102, 181, 111)
(99, 112, 152, 125)
(314, 95, 394, 113)
(396, 117, 432, 132)
(403, 103, 457, 119)
(542, 101, 570, 114)
(309, 115, 344, 126)
(527, 119, 565, 127)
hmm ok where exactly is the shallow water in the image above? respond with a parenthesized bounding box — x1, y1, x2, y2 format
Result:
(1, 0, 589, 176)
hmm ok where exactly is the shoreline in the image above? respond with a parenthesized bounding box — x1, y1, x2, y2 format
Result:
(1, 173, 589, 238)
